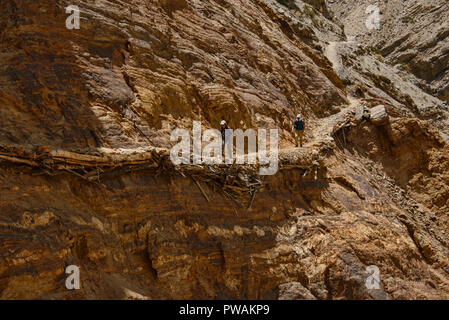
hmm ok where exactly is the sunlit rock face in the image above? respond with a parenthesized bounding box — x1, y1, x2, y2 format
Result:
(0, 0, 347, 151)
(328, 0, 449, 104)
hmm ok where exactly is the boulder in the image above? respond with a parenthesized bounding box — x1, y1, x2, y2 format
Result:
(370, 105, 389, 126)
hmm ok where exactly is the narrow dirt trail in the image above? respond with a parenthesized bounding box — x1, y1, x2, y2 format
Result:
(324, 41, 344, 74)
(324, 38, 357, 74)
(281, 38, 362, 153)
(279, 95, 358, 159)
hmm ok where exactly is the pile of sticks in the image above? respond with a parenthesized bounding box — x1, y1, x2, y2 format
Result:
(0, 143, 324, 209)
(0, 145, 168, 185)
(174, 160, 264, 210)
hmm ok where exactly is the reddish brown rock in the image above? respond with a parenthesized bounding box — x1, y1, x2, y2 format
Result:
(0, 0, 448, 300)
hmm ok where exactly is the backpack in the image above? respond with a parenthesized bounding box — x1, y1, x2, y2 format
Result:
(294, 119, 305, 131)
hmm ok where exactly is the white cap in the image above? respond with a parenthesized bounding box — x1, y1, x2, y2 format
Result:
(297, 114, 302, 118)
(221, 120, 227, 125)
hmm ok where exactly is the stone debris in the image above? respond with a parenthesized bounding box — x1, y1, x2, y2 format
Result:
(370, 105, 389, 126)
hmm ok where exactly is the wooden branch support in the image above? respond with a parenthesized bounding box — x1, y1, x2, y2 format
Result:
(0, 141, 322, 205)
(0, 154, 38, 167)
(64, 168, 89, 181)
(247, 188, 258, 212)
(225, 158, 236, 181)
(192, 177, 210, 203)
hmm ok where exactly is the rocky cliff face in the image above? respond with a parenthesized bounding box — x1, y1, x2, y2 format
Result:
(0, 0, 348, 151)
(328, 0, 449, 107)
(0, 0, 448, 299)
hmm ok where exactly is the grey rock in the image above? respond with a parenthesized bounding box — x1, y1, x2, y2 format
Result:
(370, 105, 389, 126)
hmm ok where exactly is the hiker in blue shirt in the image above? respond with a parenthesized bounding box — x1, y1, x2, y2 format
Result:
(293, 114, 305, 147)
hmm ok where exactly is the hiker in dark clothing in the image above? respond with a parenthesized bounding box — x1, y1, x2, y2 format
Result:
(220, 120, 231, 155)
(293, 114, 305, 147)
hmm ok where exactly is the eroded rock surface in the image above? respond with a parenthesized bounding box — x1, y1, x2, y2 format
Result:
(0, 0, 448, 299)
(328, 0, 449, 103)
